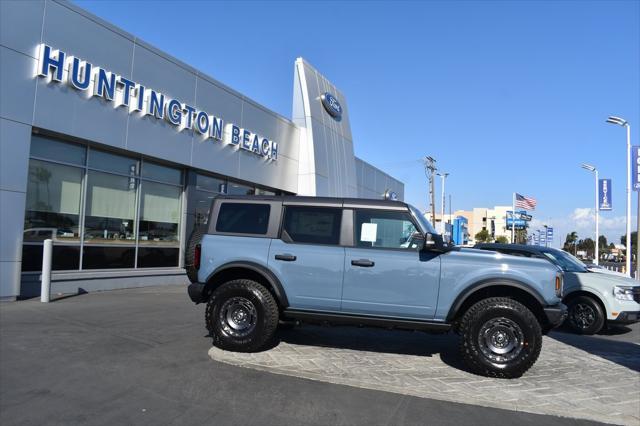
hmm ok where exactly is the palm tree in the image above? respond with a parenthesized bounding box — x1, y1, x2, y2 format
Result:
(564, 231, 578, 254)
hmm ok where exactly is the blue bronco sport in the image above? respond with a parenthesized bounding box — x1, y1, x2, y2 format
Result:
(186, 196, 566, 378)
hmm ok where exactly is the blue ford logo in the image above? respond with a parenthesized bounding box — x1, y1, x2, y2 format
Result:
(321, 92, 342, 121)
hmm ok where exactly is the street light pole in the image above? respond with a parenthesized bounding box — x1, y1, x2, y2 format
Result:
(581, 163, 599, 265)
(606, 116, 631, 276)
(437, 172, 449, 235)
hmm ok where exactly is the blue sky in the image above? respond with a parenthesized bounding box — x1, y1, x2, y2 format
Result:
(75, 0, 639, 247)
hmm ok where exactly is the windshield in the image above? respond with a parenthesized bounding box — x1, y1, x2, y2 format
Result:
(541, 249, 588, 273)
(408, 205, 437, 234)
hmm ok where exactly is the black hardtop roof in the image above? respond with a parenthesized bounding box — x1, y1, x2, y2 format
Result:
(214, 194, 410, 209)
(474, 243, 557, 253)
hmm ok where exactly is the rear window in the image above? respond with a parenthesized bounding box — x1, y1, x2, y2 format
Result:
(282, 206, 342, 245)
(215, 203, 270, 235)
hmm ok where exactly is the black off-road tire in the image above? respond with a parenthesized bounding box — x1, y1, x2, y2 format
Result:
(205, 279, 279, 352)
(566, 295, 605, 335)
(459, 297, 542, 379)
(185, 227, 205, 284)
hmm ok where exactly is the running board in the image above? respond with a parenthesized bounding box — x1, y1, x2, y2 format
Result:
(282, 309, 451, 332)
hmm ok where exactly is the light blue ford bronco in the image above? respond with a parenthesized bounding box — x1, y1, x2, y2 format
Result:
(186, 196, 566, 378)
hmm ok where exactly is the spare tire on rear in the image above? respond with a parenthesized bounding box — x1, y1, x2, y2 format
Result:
(185, 226, 206, 283)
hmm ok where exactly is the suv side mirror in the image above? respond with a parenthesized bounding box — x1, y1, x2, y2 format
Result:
(424, 232, 447, 252)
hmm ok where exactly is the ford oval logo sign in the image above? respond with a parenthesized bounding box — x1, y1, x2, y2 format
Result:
(321, 92, 342, 121)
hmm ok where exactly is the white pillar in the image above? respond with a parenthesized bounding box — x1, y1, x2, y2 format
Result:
(595, 169, 599, 265)
(41, 239, 52, 303)
(625, 124, 632, 276)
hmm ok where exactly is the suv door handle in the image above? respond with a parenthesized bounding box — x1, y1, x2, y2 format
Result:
(275, 254, 297, 261)
(351, 259, 375, 267)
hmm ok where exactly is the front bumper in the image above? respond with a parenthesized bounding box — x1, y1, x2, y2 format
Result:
(188, 283, 206, 304)
(610, 310, 640, 325)
(543, 303, 568, 328)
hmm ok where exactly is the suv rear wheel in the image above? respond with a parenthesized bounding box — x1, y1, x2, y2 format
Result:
(459, 297, 542, 378)
(566, 295, 605, 335)
(206, 279, 279, 352)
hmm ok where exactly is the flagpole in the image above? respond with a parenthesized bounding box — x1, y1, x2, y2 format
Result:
(512, 192, 515, 243)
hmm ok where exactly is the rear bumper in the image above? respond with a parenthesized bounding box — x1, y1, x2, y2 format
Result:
(543, 303, 568, 328)
(610, 310, 640, 325)
(188, 283, 206, 304)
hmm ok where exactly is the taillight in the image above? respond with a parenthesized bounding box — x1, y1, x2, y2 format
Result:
(194, 244, 201, 270)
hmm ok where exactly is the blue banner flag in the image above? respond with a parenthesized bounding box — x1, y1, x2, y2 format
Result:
(598, 179, 612, 211)
(546, 227, 553, 241)
(633, 146, 640, 191)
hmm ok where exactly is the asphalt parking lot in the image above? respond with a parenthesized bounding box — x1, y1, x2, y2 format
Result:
(1, 285, 638, 426)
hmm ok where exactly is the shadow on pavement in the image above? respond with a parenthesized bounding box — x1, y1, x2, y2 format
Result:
(274, 325, 475, 374)
(548, 330, 640, 372)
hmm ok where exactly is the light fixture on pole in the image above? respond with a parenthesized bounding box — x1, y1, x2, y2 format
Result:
(436, 172, 449, 235)
(606, 116, 631, 276)
(581, 163, 599, 265)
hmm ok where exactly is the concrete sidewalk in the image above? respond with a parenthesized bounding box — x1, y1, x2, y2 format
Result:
(0, 285, 622, 425)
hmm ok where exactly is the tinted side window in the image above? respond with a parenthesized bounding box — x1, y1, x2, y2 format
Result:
(355, 209, 420, 250)
(282, 206, 342, 245)
(216, 203, 270, 235)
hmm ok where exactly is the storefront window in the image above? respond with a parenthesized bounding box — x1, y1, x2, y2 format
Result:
(30, 135, 86, 165)
(194, 174, 226, 226)
(88, 149, 139, 176)
(24, 160, 83, 243)
(83, 171, 137, 244)
(23, 155, 83, 271)
(138, 181, 181, 244)
(143, 161, 182, 185)
(227, 182, 255, 195)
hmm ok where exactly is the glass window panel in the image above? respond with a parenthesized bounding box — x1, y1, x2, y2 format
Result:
(215, 203, 270, 234)
(227, 182, 255, 195)
(283, 206, 341, 245)
(355, 210, 420, 250)
(21, 244, 80, 271)
(137, 247, 179, 268)
(256, 188, 276, 195)
(88, 149, 139, 176)
(193, 190, 217, 226)
(138, 181, 181, 245)
(82, 246, 135, 269)
(142, 161, 182, 185)
(30, 135, 86, 165)
(24, 159, 82, 242)
(196, 174, 226, 193)
(84, 171, 137, 244)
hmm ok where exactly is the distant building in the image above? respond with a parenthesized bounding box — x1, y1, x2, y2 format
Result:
(442, 206, 529, 245)
(452, 216, 469, 246)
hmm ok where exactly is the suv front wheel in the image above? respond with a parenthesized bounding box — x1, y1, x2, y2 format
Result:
(458, 297, 542, 378)
(206, 279, 279, 352)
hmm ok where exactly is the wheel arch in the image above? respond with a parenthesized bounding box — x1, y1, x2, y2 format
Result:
(563, 290, 608, 317)
(447, 279, 547, 326)
(204, 262, 289, 309)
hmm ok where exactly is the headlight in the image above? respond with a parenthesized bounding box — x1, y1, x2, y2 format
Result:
(613, 285, 635, 301)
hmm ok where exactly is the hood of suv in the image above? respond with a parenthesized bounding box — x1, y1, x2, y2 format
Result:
(565, 269, 640, 292)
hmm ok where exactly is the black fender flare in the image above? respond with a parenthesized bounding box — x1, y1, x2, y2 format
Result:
(446, 278, 547, 322)
(205, 261, 289, 308)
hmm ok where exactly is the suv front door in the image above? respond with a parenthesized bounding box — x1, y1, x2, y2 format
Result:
(268, 205, 345, 311)
(342, 209, 440, 319)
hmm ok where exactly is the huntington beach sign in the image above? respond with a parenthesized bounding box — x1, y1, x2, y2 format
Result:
(35, 44, 279, 160)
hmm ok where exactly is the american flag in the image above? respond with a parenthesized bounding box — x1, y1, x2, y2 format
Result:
(515, 193, 537, 210)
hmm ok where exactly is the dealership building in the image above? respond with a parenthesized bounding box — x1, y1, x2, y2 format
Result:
(0, 0, 404, 300)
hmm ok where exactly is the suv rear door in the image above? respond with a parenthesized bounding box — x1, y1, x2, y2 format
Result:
(342, 208, 440, 318)
(268, 204, 345, 311)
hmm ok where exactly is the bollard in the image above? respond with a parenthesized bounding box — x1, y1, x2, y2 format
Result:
(41, 239, 52, 303)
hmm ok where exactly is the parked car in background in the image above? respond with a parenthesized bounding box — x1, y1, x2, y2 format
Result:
(475, 244, 640, 335)
(185, 195, 567, 378)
